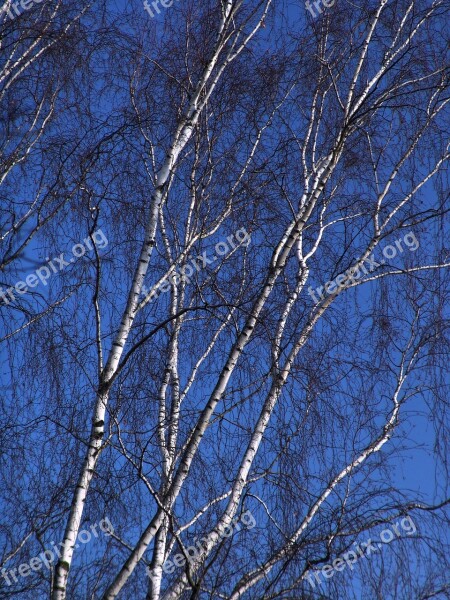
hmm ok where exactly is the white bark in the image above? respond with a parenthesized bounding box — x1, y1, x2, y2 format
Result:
(53, 3, 273, 598)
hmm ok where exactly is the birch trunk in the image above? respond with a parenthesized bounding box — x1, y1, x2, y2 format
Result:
(52, 3, 273, 596)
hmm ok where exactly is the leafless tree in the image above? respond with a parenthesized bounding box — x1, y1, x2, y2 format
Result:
(1, 1, 449, 599)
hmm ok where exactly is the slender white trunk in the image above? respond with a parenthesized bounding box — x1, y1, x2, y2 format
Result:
(53, 4, 252, 595)
(101, 145, 340, 599)
(162, 281, 334, 600)
(147, 517, 169, 600)
(52, 132, 197, 600)
(52, 186, 164, 599)
(228, 382, 403, 599)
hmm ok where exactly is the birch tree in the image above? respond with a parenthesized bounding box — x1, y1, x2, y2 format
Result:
(1, 1, 449, 599)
